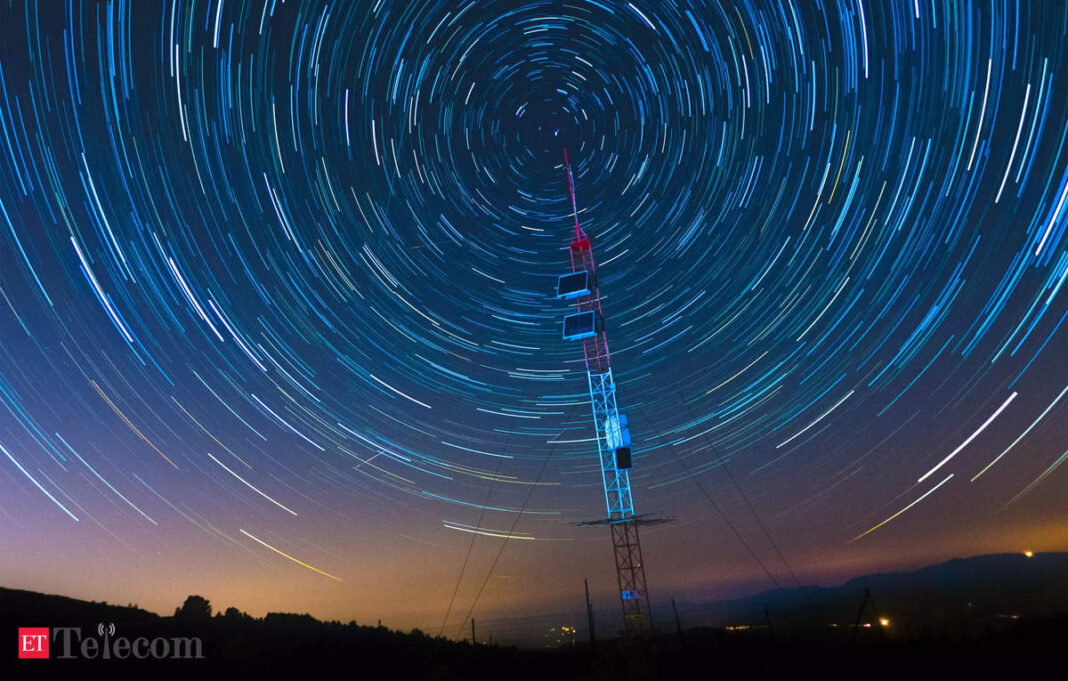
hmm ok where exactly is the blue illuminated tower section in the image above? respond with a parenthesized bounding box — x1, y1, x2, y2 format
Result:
(555, 150, 651, 635)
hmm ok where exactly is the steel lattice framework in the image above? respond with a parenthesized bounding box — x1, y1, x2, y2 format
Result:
(554, 151, 651, 635)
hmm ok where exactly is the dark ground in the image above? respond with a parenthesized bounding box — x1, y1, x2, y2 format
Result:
(2, 586, 1066, 680)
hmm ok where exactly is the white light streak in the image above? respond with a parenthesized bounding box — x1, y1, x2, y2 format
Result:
(918, 392, 1017, 483)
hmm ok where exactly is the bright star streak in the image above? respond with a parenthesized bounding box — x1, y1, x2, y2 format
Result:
(239, 529, 342, 581)
(918, 392, 1017, 483)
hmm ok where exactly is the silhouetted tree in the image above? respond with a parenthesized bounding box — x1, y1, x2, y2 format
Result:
(175, 594, 212, 620)
(222, 606, 255, 624)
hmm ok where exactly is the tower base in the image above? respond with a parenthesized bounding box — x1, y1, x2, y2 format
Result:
(611, 517, 651, 635)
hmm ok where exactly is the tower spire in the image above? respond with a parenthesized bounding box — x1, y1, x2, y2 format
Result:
(563, 149, 584, 243)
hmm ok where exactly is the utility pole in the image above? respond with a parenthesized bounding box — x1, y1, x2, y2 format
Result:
(671, 598, 684, 646)
(585, 578, 597, 653)
(852, 584, 884, 644)
(763, 602, 775, 641)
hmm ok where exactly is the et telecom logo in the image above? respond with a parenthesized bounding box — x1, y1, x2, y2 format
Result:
(18, 627, 49, 659)
(17, 623, 203, 660)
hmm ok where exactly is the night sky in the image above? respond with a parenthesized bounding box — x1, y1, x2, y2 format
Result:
(0, 1, 1065, 634)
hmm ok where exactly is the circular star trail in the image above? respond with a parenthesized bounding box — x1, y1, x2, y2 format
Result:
(0, 1, 1064, 621)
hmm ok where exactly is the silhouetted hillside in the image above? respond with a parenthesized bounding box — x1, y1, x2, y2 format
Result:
(0, 587, 161, 628)
(2, 553, 1067, 680)
(678, 552, 1068, 637)
(0, 589, 584, 680)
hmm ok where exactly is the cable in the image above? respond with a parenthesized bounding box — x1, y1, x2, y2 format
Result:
(665, 390, 803, 588)
(635, 389, 802, 590)
(437, 451, 507, 637)
(454, 420, 565, 639)
(722, 464, 802, 588)
(437, 375, 540, 637)
(656, 435, 783, 590)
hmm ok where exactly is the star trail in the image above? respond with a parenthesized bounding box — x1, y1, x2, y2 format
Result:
(0, 1, 1064, 629)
